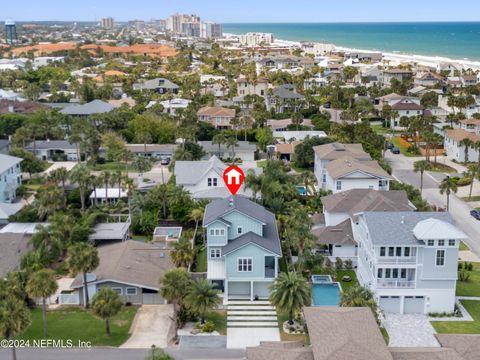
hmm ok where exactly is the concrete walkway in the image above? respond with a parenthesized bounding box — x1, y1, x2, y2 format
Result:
(383, 314, 440, 347)
(226, 301, 280, 349)
(120, 305, 174, 349)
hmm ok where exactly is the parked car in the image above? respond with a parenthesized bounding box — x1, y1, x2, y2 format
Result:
(470, 209, 480, 220)
(160, 157, 170, 165)
(390, 147, 400, 154)
(387, 142, 394, 149)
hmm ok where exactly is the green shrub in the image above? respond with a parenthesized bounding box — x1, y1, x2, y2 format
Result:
(335, 257, 344, 270)
(201, 321, 215, 333)
(459, 270, 471, 282)
(344, 259, 353, 270)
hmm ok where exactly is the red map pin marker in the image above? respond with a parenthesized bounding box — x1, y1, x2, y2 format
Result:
(223, 165, 245, 196)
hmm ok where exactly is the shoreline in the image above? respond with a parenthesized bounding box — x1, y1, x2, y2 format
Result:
(224, 32, 480, 71)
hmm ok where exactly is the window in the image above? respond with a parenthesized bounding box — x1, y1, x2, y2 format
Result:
(449, 240, 456, 246)
(377, 268, 383, 278)
(336, 181, 342, 191)
(210, 228, 225, 236)
(436, 250, 446, 266)
(404, 247, 410, 257)
(237, 227, 243, 234)
(427, 240, 435, 246)
(388, 247, 394, 256)
(207, 178, 218, 187)
(111, 287, 123, 295)
(385, 269, 391, 278)
(438, 240, 445, 247)
(380, 247, 386, 256)
(210, 248, 221, 258)
(396, 247, 402, 256)
(238, 258, 252, 272)
(126, 288, 137, 296)
(322, 174, 326, 183)
(393, 269, 398, 278)
(379, 179, 388, 187)
(401, 268, 407, 279)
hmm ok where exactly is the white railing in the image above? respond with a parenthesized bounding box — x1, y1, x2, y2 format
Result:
(377, 280, 415, 289)
(58, 293, 80, 305)
(377, 256, 417, 264)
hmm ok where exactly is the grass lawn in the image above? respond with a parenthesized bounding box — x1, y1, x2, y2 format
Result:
(432, 300, 480, 334)
(130, 234, 150, 242)
(460, 241, 470, 251)
(428, 163, 458, 173)
(88, 162, 135, 172)
(257, 160, 267, 168)
(390, 137, 416, 157)
(204, 310, 227, 335)
(277, 312, 309, 344)
(335, 270, 358, 291)
(194, 246, 207, 272)
(371, 124, 402, 136)
(18, 306, 137, 347)
(380, 327, 389, 345)
(456, 263, 480, 297)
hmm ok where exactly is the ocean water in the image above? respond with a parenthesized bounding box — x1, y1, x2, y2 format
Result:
(223, 22, 480, 61)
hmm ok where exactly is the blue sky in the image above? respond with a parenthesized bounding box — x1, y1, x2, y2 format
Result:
(3, 0, 480, 22)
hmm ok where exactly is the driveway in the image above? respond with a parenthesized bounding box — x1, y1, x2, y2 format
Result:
(121, 305, 174, 349)
(383, 313, 439, 347)
(227, 328, 280, 349)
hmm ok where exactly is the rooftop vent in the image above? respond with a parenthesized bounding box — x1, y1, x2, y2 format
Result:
(401, 216, 405, 224)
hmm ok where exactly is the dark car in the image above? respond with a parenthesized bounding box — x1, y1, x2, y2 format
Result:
(387, 142, 394, 149)
(390, 147, 400, 154)
(470, 209, 480, 220)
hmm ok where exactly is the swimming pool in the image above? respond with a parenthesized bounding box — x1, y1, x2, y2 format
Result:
(312, 283, 341, 306)
(296, 186, 306, 196)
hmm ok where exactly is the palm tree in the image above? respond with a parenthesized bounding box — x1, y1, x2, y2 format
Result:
(291, 112, 303, 130)
(34, 185, 65, 220)
(184, 279, 221, 324)
(211, 133, 226, 157)
(159, 268, 191, 328)
(173, 147, 193, 161)
(171, 236, 196, 270)
(69, 165, 91, 212)
(26, 269, 58, 338)
(459, 138, 474, 164)
(48, 167, 69, 191)
(244, 169, 261, 202)
(189, 206, 204, 238)
(467, 164, 480, 200)
(0, 296, 31, 360)
(225, 136, 239, 163)
(269, 272, 310, 325)
(67, 242, 99, 308)
(413, 160, 433, 195)
(439, 177, 458, 211)
(340, 285, 378, 317)
(91, 288, 123, 336)
(474, 140, 480, 165)
(299, 171, 316, 196)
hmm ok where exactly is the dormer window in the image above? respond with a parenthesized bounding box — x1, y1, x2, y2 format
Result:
(427, 240, 434, 246)
(438, 240, 445, 247)
(237, 227, 243, 234)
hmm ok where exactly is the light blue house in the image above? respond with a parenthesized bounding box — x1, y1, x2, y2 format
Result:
(204, 196, 282, 303)
(0, 154, 22, 203)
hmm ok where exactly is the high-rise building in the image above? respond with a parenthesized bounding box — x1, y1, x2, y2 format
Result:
(101, 17, 115, 29)
(128, 20, 145, 31)
(200, 22, 223, 39)
(239, 33, 274, 47)
(166, 13, 201, 36)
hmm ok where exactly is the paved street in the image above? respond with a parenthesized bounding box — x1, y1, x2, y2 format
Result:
(0, 348, 245, 360)
(385, 152, 480, 257)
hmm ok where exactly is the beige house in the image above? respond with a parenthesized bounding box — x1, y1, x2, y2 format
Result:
(197, 106, 236, 129)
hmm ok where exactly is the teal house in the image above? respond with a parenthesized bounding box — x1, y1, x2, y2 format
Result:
(204, 196, 282, 303)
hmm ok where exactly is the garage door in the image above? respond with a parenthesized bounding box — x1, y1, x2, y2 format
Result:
(228, 282, 250, 296)
(404, 296, 425, 314)
(142, 293, 166, 305)
(379, 296, 401, 313)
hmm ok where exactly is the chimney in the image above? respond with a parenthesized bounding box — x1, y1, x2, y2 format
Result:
(228, 197, 234, 207)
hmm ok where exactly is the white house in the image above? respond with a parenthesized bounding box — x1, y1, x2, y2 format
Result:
(90, 188, 127, 205)
(390, 99, 426, 129)
(324, 156, 392, 194)
(174, 155, 261, 199)
(355, 212, 466, 314)
(313, 142, 372, 190)
(236, 76, 268, 97)
(444, 129, 480, 163)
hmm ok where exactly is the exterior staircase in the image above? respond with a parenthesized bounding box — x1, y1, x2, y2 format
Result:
(227, 300, 278, 328)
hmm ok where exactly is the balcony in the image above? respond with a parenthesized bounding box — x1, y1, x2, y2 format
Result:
(377, 280, 415, 289)
(377, 256, 417, 264)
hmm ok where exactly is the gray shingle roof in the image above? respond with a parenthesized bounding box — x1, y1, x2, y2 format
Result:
(0, 154, 22, 174)
(25, 140, 76, 151)
(60, 100, 114, 115)
(174, 155, 225, 185)
(199, 141, 257, 153)
(362, 212, 456, 246)
(0, 233, 31, 278)
(133, 78, 179, 91)
(312, 219, 355, 246)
